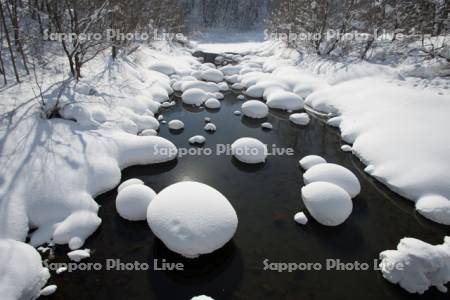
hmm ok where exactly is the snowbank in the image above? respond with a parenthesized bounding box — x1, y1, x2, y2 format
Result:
(0, 239, 50, 300)
(379, 237, 450, 294)
(147, 182, 238, 258)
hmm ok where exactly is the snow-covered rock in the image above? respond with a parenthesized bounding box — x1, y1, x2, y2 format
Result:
(0, 239, 50, 300)
(237, 94, 245, 100)
(241, 100, 269, 119)
(301, 182, 353, 226)
(261, 122, 273, 130)
(191, 296, 215, 300)
(67, 249, 91, 262)
(267, 91, 304, 111)
(231, 138, 267, 164)
(289, 113, 310, 125)
(201, 69, 224, 83)
(205, 98, 221, 109)
(117, 178, 144, 193)
(182, 88, 209, 106)
(232, 83, 244, 90)
(294, 212, 309, 225)
(341, 145, 352, 152)
(327, 116, 343, 127)
(217, 82, 229, 91)
(245, 81, 288, 98)
(168, 120, 184, 130)
(147, 182, 238, 258)
(116, 185, 156, 221)
(39, 285, 57, 297)
(189, 135, 206, 145)
(204, 123, 217, 132)
(303, 163, 361, 198)
(148, 62, 176, 75)
(379, 237, 450, 294)
(415, 195, 450, 225)
(180, 81, 220, 93)
(233, 110, 241, 116)
(140, 129, 158, 136)
(299, 155, 327, 170)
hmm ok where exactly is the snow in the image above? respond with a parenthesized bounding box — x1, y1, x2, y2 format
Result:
(261, 122, 273, 130)
(341, 145, 352, 152)
(231, 138, 268, 164)
(294, 212, 309, 225)
(181, 88, 210, 106)
(52, 211, 102, 250)
(232, 83, 245, 90)
(179, 81, 220, 93)
(191, 295, 215, 300)
(201, 69, 224, 83)
(303, 163, 361, 198)
(67, 249, 91, 262)
(289, 113, 310, 126)
(204, 123, 217, 132)
(189, 135, 206, 145)
(233, 110, 242, 116)
(140, 129, 158, 136)
(0, 239, 50, 300)
(301, 182, 353, 226)
(116, 185, 156, 221)
(56, 267, 67, 275)
(415, 195, 450, 226)
(237, 94, 246, 100)
(148, 62, 176, 75)
(245, 81, 288, 98)
(117, 178, 144, 193)
(205, 98, 221, 109)
(267, 91, 304, 111)
(299, 155, 327, 170)
(147, 181, 238, 258)
(241, 100, 269, 119)
(40, 285, 57, 297)
(305, 77, 450, 224)
(379, 237, 450, 294)
(168, 120, 185, 130)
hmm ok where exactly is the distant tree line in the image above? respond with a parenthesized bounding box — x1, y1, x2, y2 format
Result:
(0, 0, 185, 83)
(267, 0, 449, 61)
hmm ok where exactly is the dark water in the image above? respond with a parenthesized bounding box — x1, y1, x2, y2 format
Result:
(46, 57, 449, 300)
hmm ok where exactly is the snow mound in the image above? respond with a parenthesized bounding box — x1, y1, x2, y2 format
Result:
(52, 211, 102, 250)
(245, 81, 288, 98)
(303, 163, 361, 198)
(180, 81, 220, 93)
(148, 62, 176, 75)
(289, 113, 310, 125)
(182, 88, 210, 106)
(205, 98, 221, 109)
(294, 212, 308, 225)
(379, 237, 450, 294)
(116, 185, 156, 221)
(117, 178, 144, 193)
(299, 155, 327, 170)
(237, 94, 245, 100)
(301, 182, 353, 226)
(204, 123, 217, 132)
(147, 182, 238, 258)
(267, 91, 304, 111)
(140, 129, 158, 136)
(0, 239, 50, 300)
(168, 120, 184, 130)
(241, 100, 269, 119)
(233, 110, 242, 116)
(341, 145, 352, 152)
(191, 296, 215, 300)
(415, 195, 450, 225)
(67, 249, 91, 262)
(261, 122, 273, 130)
(231, 138, 267, 164)
(40, 285, 57, 297)
(189, 135, 206, 145)
(201, 69, 224, 83)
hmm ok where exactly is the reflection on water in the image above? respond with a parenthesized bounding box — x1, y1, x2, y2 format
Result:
(48, 62, 449, 300)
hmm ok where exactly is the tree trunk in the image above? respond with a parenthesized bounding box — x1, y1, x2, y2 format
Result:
(0, 2, 20, 82)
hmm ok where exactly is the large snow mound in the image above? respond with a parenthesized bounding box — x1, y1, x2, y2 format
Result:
(267, 91, 304, 111)
(379, 237, 450, 294)
(231, 138, 268, 164)
(241, 100, 269, 119)
(147, 181, 238, 258)
(303, 163, 361, 198)
(301, 182, 353, 226)
(116, 185, 156, 221)
(0, 239, 50, 300)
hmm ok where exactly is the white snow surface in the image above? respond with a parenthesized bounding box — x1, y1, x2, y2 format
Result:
(231, 138, 267, 164)
(294, 212, 308, 225)
(191, 296, 215, 300)
(189, 135, 206, 145)
(379, 237, 450, 294)
(299, 155, 327, 170)
(301, 182, 353, 226)
(67, 249, 91, 262)
(168, 120, 185, 130)
(116, 185, 156, 221)
(303, 163, 361, 198)
(117, 178, 144, 193)
(147, 182, 238, 258)
(205, 98, 221, 109)
(289, 113, 310, 126)
(241, 100, 269, 119)
(0, 239, 50, 300)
